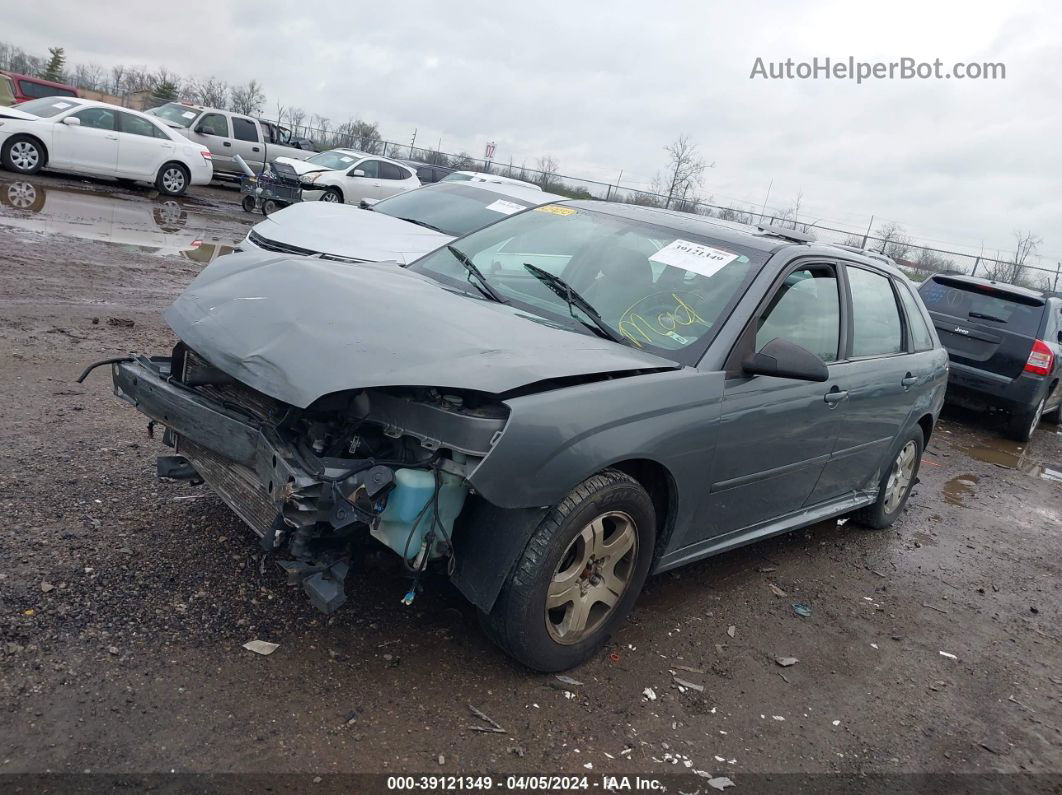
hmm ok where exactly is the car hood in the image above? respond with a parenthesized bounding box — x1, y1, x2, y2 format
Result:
(0, 106, 39, 120)
(165, 252, 679, 407)
(250, 202, 452, 264)
(273, 156, 329, 176)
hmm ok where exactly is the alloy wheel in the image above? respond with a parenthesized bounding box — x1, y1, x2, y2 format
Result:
(883, 440, 917, 514)
(546, 510, 638, 645)
(10, 141, 39, 171)
(321, 190, 339, 203)
(161, 167, 186, 194)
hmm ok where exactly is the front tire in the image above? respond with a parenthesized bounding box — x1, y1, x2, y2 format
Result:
(155, 163, 189, 196)
(320, 187, 343, 204)
(2, 136, 45, 175)
(479, 469, 656, 672)
(855, 426, 924, 529)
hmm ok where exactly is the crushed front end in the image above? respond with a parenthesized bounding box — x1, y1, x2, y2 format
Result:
(110, 343, 507, 613)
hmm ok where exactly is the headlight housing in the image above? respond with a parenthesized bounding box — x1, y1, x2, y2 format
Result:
(303, 173, 320, 184)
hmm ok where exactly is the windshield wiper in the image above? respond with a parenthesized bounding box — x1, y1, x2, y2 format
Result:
(447, 245, 507, 303)
(968, 311, 1008, 323)
(522, 263, 628, 345)
(399, 217, 446, 233)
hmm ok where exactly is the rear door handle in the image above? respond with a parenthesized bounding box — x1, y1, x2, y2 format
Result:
(901, 373, 918, 389)
(824, 387, 849, 406)
(223, 141, 232, 147)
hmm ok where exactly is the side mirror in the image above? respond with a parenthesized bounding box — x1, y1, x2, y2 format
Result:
(742, 338, 829, 382)
(350, 168, 366, 178)
(62, 116, 81, 126)
(194, 125, 210, 135)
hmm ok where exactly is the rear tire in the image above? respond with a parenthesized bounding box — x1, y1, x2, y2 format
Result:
(241, 195, 256, 213)
(1008, 395, 1046, 442)
(479, 469, 655, 672)
(854, 426, 924, 529)
(2, 135, 45, 175)
(261, 199, 279, 215)
(155, 163, 189, 196)
(1042, 386, 1061, 426)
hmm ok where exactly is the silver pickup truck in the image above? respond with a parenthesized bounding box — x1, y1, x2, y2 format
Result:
(148, 102, 313, 177)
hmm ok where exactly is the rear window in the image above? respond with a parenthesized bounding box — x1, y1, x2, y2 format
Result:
(920, 278, 1044, 336)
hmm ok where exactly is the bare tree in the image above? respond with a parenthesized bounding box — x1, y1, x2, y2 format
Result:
(985, 229, 1042, 286)
(663, 135, 707, 209)
(110, 63, 126, 94)
(73, 62, 103, 91)
(874, 221, 911, 260)
(349, 120, 381, 151)
(191, 76, 229, 108)
(287, 106, 306, 135)
(535, 155, 559, 189)
(229, 79, 265, 115)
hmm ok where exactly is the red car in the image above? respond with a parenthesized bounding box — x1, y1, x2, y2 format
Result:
(0, 71, 79, 104)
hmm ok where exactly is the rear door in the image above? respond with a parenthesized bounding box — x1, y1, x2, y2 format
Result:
(919, 276, 1045, 380)
(812, 264, 921, 500)
(230, 116, 264, 171)
(115, 112, 174, 179)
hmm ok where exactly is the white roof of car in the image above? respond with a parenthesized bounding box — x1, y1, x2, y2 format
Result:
(440, 181, 563, 205)
(449, 171, 543, 190)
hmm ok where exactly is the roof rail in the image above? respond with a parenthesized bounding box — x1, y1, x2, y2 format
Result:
(831, 243, 895, 265)
(756, 224, 815, 244)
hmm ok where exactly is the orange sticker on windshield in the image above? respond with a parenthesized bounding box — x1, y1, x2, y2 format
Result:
(534, 204, 577, 216)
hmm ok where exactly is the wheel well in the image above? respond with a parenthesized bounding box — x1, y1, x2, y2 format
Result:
(916, 413, 935, 445)
(609, 459, 676, 564)
(326, 185, 344, 201)
(5, 134, 48, 166)
(160, 160, 189, 176)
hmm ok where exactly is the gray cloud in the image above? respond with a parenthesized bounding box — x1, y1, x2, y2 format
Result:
(6, 0, 1060, 265)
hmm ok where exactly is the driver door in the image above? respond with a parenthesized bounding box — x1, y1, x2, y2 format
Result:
(344, 159, 386, 201)
(696, 261, 848, 539)
(51, 107, 120, 174)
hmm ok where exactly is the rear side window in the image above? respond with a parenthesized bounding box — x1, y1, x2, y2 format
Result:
(848, 266, 903, 357)
(232, 117, 259, 142)
(119, 112, 169, 139)
(19, 79, 75, 99)
(897, 281, 935, 351)
(919, 278, 1045, 336)
(379, 162, 409, 180)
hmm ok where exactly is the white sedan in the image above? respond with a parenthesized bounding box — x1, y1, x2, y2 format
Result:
(275, 148, 420, 204)
(0, 97, 213, 196)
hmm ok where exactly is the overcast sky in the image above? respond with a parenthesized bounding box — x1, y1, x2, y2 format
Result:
(5, 0, 1060, 267)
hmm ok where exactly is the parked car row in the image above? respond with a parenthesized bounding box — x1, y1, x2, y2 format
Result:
(0, 97, 213, 195)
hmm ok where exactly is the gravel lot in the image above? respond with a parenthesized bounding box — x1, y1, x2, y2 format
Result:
(0, 170, 1060, 785)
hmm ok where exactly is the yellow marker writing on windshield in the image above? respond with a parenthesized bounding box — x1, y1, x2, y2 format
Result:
(534, 205, 577, 216)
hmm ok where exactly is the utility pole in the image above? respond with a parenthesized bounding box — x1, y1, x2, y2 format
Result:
(605, 169, 623, 202)
(759, 179, 773, 223)
(1054, 260, 1060, 294)
(409, 128, 417, 159)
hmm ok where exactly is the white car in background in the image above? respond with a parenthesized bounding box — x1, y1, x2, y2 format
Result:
(441, 170, 542, 191)
(274, 148, 420, 204)
(236, 180, 563, 264)
(0, 97, 213, 196)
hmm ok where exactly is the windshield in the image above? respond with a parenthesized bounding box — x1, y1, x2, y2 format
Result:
(374, 183, 537, 237)
(148, 102, 201, 127)
(408, 204, 766, 362)
(11, 97, 78, 117)
(306, 150, 363, 170)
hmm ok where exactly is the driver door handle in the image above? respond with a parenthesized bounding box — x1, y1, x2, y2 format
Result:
(824, 387, 849, 406)
(223, 141, 231, 147)
(901, 373, 918, 389)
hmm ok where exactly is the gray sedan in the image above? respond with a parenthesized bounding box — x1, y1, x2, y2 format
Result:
(90, 200, 948, 671)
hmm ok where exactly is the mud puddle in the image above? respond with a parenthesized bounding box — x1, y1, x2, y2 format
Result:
(960, 433, 1061, 483)
(942, 474, 979, 506)
(0, 174, 242, 263)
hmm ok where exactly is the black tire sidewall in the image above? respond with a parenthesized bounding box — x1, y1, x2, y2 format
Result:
(494, 473, 656, 671)
(156, 163, 188, 196)
(324, 188, 342, 203)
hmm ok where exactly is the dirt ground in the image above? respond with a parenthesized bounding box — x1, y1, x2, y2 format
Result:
(0, 170, 1060, 787)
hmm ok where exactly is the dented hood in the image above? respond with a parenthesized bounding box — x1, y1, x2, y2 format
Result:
(249, 202, 451, 264)
(165, 253, 678, 407)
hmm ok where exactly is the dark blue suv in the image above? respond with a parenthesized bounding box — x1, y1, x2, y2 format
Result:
(919, 274, 1062, 440)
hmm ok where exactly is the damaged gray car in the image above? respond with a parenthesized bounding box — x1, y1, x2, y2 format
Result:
(85, 201, 947, 671)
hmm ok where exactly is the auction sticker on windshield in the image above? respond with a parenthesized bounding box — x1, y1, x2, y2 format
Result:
(650, 239, 738, 278)
(181, 111, 196, 119)
(484, 199, 525, 215)
(53, 102, 72, 109)
(534, 204, 577, 216)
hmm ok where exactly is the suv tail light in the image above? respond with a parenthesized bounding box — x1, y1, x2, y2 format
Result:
(1024, 339, 1054, 376)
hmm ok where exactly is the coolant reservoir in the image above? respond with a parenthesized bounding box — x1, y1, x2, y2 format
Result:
(372, 468, 468, 561)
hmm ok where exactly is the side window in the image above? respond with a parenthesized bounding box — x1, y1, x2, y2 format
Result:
(198, 113, 229, 137)
(119, 112, 164, 138)
(378, 162, 408, 180)
(848, 266, 904, 357)
(20, 80, 75, 99)
(897, 281, 935, 352)
(756, 264, 841, 363)
(231, 117, 259, 142)
(352, 159, 379, 178)
(72, 107, 116, 130)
